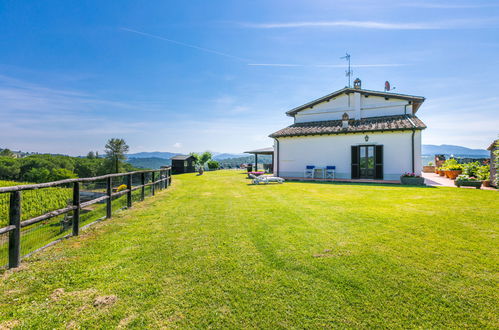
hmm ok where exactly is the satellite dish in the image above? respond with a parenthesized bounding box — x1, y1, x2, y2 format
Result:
(385, 81, 391, 91)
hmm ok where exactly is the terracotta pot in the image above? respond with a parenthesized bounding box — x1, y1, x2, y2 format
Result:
(446, 170, 462, 180)
(482, 180, 491, 187)
(434, 168, 439, 174)
(439, 170, 445, 176)
(423, 165, 435, 173)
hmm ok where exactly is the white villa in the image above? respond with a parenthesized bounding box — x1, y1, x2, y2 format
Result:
(269, 79, 427, 181)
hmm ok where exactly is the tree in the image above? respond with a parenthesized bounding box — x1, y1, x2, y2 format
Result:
(24, 168, 51, 183)
(105, 138, 130, 173)
(190, 151, 212, 175)
(0, 157, 20, 179)
(51, 168, 77, 181)
(207, 160, 220, 170)
(0, 149, 15, 158)
(87, 151, 96, 159)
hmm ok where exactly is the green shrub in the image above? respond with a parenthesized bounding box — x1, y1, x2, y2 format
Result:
(476, 165, 490, 181)
(207, 160, 220, 170)
(462, 162, 480, 177)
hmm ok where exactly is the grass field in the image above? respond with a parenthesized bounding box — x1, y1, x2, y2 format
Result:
(0, 171, 497, 328)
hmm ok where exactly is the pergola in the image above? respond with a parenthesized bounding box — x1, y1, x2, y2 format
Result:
(244, 147, 274, 172)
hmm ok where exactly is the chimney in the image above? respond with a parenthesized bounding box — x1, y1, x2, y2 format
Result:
(342, 112, 349, 129)
(353, 78, 361, 89)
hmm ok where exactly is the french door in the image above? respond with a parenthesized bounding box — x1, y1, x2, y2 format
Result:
(359, 146, 375, 179)
(351, 145, 383, 179)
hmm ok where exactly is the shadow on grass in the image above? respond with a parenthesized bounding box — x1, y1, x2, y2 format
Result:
(247, 180, 435, 189)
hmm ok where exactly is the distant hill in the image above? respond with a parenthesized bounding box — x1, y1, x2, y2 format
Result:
(422, 144, 489, 157)
(126, 157, 171, 169)
(218, 155, 272, 168)
(127, 152, 180, 159)
(212, 153, 247, 160)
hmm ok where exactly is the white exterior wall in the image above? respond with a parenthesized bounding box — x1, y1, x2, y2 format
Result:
(275, 131, 422, 181)
(294, 92, 412, 123)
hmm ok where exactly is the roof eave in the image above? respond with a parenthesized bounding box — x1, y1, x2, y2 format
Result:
(269, 126, 427, 139)
(285, 88, 426, 117)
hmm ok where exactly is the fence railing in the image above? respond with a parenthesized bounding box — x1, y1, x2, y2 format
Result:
(0, 167, 172, 269)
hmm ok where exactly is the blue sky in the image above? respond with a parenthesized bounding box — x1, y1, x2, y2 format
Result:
(0, 0, 498, 155)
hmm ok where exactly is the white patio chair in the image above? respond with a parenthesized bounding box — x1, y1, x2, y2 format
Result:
(304, 165, 315, 179)
(325, 166, 336, 179)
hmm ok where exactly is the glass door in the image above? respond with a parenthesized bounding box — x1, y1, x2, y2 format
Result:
(359, 146, 375, 179)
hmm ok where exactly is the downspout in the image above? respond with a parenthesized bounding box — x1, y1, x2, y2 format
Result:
(274, 138, 280, 177)
(411, 130, 415, 173)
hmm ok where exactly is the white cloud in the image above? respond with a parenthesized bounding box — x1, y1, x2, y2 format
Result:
(241, 19, 499, 30)
(173, 142, 182, 148)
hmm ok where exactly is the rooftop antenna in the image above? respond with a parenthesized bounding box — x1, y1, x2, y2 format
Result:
(340, 52, 353, 87)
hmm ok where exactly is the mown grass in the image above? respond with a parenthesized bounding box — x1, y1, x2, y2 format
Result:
(0, 171, 497, 328)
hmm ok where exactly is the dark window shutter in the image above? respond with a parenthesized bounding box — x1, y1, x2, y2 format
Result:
(351, 146, 360, 179)
(375, 145, 383, 179)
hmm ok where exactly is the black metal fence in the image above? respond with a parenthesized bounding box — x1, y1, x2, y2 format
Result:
(0, 167, 172, 269)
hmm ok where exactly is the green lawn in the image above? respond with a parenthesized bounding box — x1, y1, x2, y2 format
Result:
(0, 171, 497, 328)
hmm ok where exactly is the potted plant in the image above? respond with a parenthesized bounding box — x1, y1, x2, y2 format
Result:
(190, 151, 213, 175)
(445, 164, 463, 180)
(423, 161, 435, 173)
(400, 173, 425, 185)
(455, 175, 482, 189)
(440, 159, 462, 179)
(438, 167, 446, 176)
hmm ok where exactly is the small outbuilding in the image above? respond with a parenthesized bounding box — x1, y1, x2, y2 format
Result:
(488, 140, 498, 186)
(171, 155, 196, 174)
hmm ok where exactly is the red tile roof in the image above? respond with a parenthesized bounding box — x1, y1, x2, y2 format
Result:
(269, 115, 426, 138)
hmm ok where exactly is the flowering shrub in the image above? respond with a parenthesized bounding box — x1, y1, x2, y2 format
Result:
(441, 158, 462, 171)
(455, 175, 480, 182)
(401, 172, 420, 178)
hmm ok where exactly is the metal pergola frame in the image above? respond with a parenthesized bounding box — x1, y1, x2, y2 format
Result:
(244, 147, 274, 172)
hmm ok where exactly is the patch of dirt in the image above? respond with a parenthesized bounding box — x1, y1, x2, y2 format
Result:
(65, 320, 78, 329)
(118, 314, 137, 328)
(66, 288, 98, 299)
(50, 288, 65, 301)
(1, 264, 28, 280)
(50, 287, 98, 311)
(0, 320, 21, 330)
(93, 295, 117, 308)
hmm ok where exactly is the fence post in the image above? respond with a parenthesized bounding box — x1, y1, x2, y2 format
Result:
(151, 171, 155, 196)
(72, 182, 80, 236)
(141, 172, 145, 201)
(127, 174, 132, 208)
(106, 176, 112, 218)
(168, 168, 172, 186)
(8, 191, 21, 268)
(161, 170, 165, 189)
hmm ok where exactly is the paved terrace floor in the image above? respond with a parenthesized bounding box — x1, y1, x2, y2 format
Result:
(422, 172, 496, 190)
